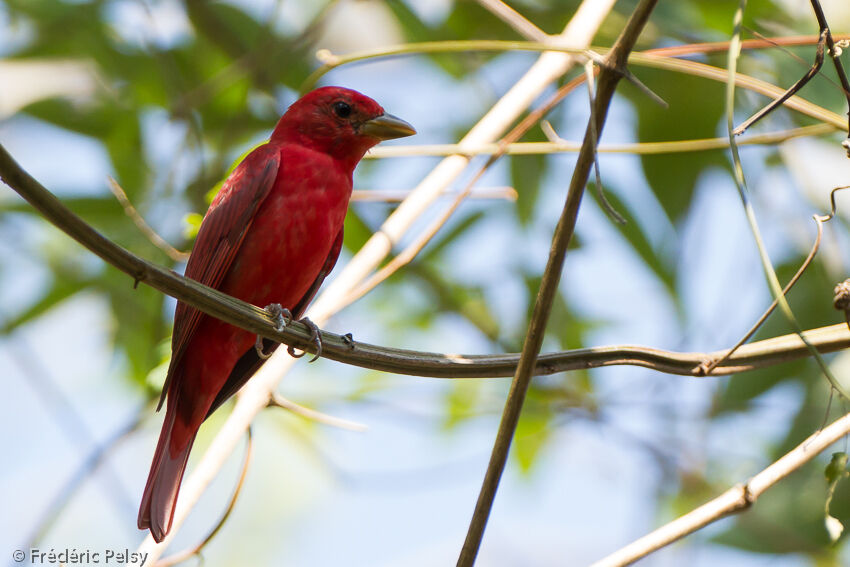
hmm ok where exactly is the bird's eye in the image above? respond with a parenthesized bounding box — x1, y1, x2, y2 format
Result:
(333, 101, 352, 119)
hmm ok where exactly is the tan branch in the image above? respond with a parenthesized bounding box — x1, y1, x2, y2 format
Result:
(590, 411, 850, 567)
(458, 0, 660, 563)
(1, 142, 848, 381)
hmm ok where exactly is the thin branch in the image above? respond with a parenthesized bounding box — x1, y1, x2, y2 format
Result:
(367, 124, 837, 158)
(338, 36, 845, 311)
(268, 393, 368, 432)
(704, 186, 850, 374)
(107, 177, 189, 262)
(3, 143, 850, 381)
(700, 212, 826, 374)
(589, 410, 850, 567)
(457, 1, 660, 564)
(583, 59, 626, 224)
(351, 187, 517, 202)
(302, 34, 850, 93)
(156, 427, 253, 567)
(724, 1, 849, 400)
(303, 40, 590, 90)
(630, 53, 846, 129)
(809, 0, 850, 144)
(733, 30, 827, 135)
(476, 0, 549, 43)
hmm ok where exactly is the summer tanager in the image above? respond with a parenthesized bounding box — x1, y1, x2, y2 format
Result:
(138, 87, 415, 542)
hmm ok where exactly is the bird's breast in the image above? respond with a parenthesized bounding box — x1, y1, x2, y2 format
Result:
(221, 145, 352, 310)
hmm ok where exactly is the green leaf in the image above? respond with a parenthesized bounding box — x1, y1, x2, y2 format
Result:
(97, 271, 167, 385)
(625, 66, 729, 223)
(513, 407, 551, 474)
(511, 125, 548, 226)
(592, 188, 676, 294)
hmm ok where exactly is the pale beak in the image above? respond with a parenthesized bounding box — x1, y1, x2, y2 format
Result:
(360, 113, 416, 140)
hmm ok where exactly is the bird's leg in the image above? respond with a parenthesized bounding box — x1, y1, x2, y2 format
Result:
(287, 317, 323, 363)
(255, 303, 293, 359)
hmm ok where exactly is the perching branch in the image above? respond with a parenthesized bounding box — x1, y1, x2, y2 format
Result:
(457, 1, 660, 564)
(590, 410, 850, 567)
(7, 141, 849, 382)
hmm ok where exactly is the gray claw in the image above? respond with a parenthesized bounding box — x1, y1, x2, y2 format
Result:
(265, 303, 293, 331)
(255, 303, 293, 360)
(286, 317, 323, 362)
(255, 335, 272, 359)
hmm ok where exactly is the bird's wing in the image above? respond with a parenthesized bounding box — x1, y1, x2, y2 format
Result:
(203, 228, 345, 419)
(157, 144, 281, 410)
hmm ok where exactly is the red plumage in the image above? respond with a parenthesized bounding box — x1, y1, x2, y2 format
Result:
(138, 87, 414, 542)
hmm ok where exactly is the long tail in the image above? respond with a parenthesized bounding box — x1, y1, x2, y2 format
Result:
(138, 388, 196, 543)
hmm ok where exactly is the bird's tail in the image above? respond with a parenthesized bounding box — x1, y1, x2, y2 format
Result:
(138, 388, 196, 543)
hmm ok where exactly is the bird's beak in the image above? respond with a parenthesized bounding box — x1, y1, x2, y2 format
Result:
(361, 113, 416, 140)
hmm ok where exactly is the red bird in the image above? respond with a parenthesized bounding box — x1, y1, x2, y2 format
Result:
(138, 87, 414, 542)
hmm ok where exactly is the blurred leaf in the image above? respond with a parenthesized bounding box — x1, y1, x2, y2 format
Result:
(97, 271, 167, 385)
(0, 270, 93, 334)
(513, 405, 551, 474)
(825, 453, 848, 544)
(420, 211, 485, 262)
(412, 264, 501, 343)
(592, 187, 676, 294)
(443, 380, 483, 429)
(625, 66, 728, 223)
(511, 125, 549, 225)
(183, 212, 203, 241)
(825, 453, 848, 485)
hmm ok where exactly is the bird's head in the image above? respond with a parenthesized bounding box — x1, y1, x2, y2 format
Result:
(271, 86, 415, 168)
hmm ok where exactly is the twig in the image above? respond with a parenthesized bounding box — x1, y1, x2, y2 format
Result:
(724, 0, 850, 400)
(476, 0, 549, 43)
(342, 162, 492, 306)
(457, 1, 660, 564)
(368, 124, 836, 158)
(107, 177, 189, 262)
(303, 40, 591, 90)
(156, 427, 253, 567)
(4, 143, 850, 380)
(809, 0, 850, 146)
(701, 185, 850, 374)
(698, 220, 821, 374)
(630, 53, 846, 129)
(268, 393, 368, 432)
(589, 410, 850, 567)
(350, 187, 517, 202)
(302, 35, 850, 92)
(583, 59, 626, 224)
(733, 30, 827, 135)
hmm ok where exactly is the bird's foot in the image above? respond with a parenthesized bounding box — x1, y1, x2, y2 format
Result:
(265, 303, 293, 331)
(287, 317, 323, 363)
(255, 303, 293, 359)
